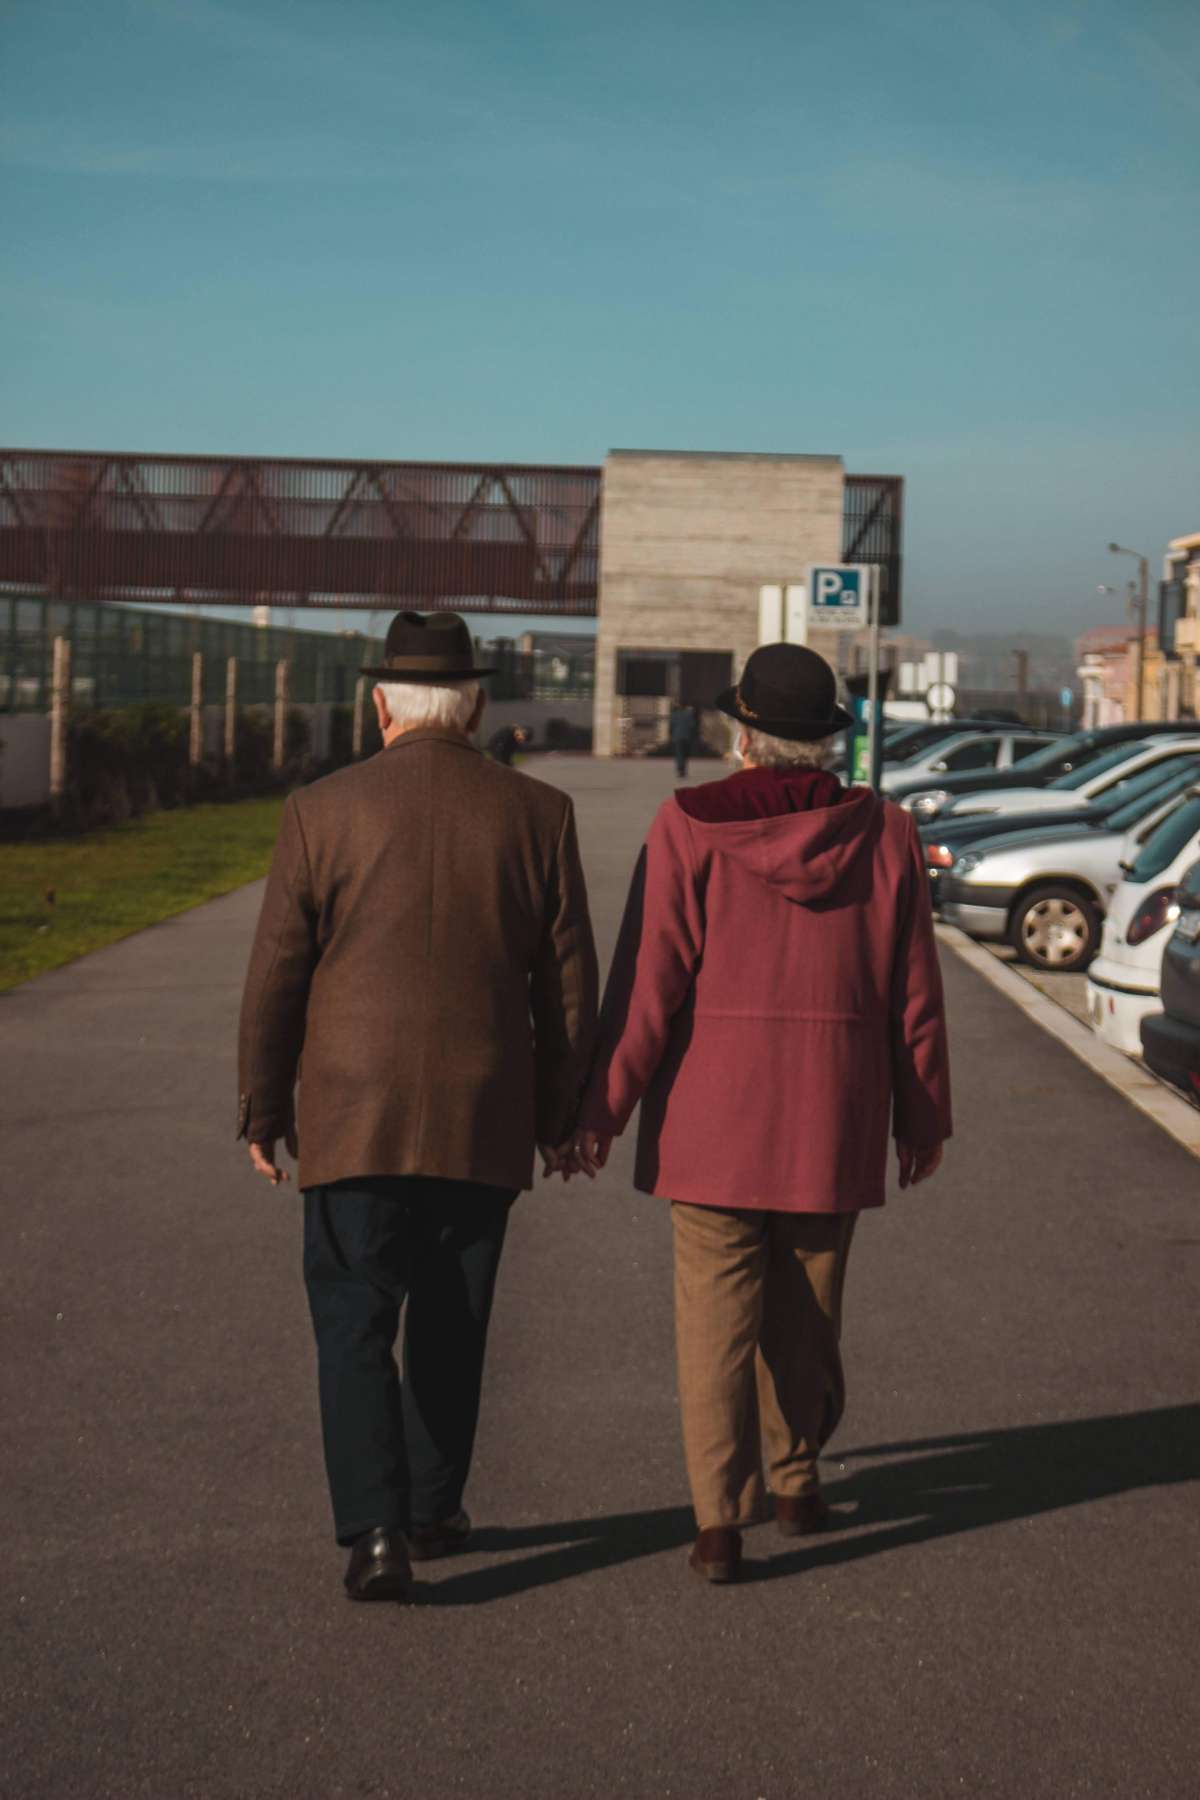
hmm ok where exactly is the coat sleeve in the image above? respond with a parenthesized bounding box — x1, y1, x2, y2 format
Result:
(530, 798, 599, 1148)
(236, 793, 320, 1145)
(578, 803, 704, 1137)
(889, 813, 953, 1149)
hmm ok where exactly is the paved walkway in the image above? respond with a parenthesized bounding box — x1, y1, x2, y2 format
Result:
(3, 758, 1198, 1799)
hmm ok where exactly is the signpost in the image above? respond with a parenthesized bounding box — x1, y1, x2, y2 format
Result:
(807, 564, 870, 631)
(803, 564, 884, 788)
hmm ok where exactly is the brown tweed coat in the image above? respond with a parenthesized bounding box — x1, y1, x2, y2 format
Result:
(237, 728, 598, 1191)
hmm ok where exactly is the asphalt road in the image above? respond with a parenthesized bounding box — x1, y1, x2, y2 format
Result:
(3, 756, 1198, 1800)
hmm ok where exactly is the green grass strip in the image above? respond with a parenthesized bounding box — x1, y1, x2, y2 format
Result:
(0, 797, 285, 992)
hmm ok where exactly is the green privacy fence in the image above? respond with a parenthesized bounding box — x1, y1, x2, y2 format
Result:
(0, 595, 385, 712)
(0, 596, 594, 711)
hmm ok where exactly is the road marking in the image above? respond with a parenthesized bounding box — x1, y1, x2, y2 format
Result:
(935, 923, 1200, 1161)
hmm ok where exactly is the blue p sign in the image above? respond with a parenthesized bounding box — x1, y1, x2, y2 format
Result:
(816, 569, 856, 608)
(809, 566, 867, 623)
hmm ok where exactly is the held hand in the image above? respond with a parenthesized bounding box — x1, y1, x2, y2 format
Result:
(249, 1123, 298, 1187)
(896, 1141, 944, 1190)
(539, 1140, 578, 1181)
(573, 1130, 612, 1179)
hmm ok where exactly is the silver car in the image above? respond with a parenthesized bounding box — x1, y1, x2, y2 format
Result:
(932, 736, 1200, 820)
(939, 780, 1200, 972)
(880, 728, 1060, 795)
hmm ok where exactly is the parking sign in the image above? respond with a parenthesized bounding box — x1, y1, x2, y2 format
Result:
(808, 565, 870, 628)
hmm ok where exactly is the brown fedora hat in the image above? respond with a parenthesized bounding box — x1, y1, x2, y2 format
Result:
(360, 611, 496, 681)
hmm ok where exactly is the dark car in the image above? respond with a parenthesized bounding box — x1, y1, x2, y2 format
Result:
(829, 717, 1001, 775)
(881, 718, 1024, 765)
(1141, 857, 1200, 1101)
(920, 755, 1200, 909)
(889, 722, 1197, 818)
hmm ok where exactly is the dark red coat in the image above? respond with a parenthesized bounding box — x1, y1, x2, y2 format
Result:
(579, 770, 952, 1213)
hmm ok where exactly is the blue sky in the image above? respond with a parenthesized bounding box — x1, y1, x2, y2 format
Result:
(1, 0, 1197, 641)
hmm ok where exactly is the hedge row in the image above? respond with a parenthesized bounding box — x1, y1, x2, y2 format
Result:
(54, 702, 369, 834)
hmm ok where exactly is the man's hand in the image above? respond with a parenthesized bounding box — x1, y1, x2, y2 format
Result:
(896, 1141, 944, 1190)
(539, 1140, 578, 1181)
(249, 1124, 298, 1186)
(573, 1130, 612, 1179)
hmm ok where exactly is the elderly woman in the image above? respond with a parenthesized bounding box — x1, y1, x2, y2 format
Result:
(575, 643, 951, 1584)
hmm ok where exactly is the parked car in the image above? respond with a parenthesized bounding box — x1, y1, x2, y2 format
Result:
(932, 735, 1200, 823)
(1141, 857, 1200, 1100)
(880, 718, 1025, 765)
(829, 717, 1003, 777)
(879, 729, 1061, 795)
(920, 755, 1200, 910)
(1086, 791, 1200, 1054)
(893, 722, 1197, 819)
(937, 780, 1200, 972)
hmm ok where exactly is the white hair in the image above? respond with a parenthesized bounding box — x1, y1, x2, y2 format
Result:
(735, 727, 835, 770)
(376, 679, 481, 734)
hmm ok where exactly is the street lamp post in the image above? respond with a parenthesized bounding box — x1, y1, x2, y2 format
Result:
(1107, 543, 1149, 722)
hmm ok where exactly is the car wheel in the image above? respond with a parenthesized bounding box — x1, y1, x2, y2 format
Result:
(1009, 884, 1100, 972)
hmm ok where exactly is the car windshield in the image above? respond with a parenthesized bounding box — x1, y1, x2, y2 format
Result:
(1010, 731, 1089, 773)
(898, 732, 979, 767)
(883, 730, 942, 761)
(1126, 794, 1200, 882)
(1100, 757, 1200, 828)
(1050, 741, 1154, 791)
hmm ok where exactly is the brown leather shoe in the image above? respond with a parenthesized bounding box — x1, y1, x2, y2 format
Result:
(407, 1508, 472, 1562)
(343, 1527, 415, 1602)
(689, 1527, 743, 1584)
(774, 1493, 830, 1537)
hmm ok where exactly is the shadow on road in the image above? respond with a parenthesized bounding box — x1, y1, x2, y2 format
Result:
(429, 1403, 1199, 1604)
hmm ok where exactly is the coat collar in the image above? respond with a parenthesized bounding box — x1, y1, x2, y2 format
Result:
(383, 727, 481, 755)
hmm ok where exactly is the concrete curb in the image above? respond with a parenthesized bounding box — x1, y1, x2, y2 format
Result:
(935, 923, 1200, 1161)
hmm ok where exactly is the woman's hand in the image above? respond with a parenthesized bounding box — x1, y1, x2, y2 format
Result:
(573, 1130, 612, 1178)
(896, 1141, 944, 1190)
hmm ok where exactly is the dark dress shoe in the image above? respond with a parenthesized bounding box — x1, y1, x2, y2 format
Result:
(775, 1493, 830, 1537)
(407, 1508, 472, 1562)
(689, 1527, 743, 1584)
(343, 1527, 415, 1603)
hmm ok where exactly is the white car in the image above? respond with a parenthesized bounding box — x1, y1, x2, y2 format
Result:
(879, 728, 1060, 795)
(1087, 787, 1200, 1055)
(938, 780, 1196, 971)
(939, 736, 1200, 820)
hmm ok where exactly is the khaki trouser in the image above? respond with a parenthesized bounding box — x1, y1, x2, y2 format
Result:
(671, 1201, 858, 1530)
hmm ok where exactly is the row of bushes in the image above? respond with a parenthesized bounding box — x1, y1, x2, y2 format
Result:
(54, 703, 374, 834)
(2, 703, 591, 839)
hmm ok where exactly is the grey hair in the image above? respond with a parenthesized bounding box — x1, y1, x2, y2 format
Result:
(736, 727, 835, 770)
(376, 679, 482, 734)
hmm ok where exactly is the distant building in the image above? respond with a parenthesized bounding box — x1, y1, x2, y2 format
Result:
(1076, 625, 1134, 727)
(1078, 530, 1200, 725)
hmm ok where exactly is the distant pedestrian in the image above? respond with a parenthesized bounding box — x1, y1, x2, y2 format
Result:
(237, 611, 597, 1603)
(669, 703, 698, 778)
(571, 643, 951, 1585)
(487, 723, 531, 765)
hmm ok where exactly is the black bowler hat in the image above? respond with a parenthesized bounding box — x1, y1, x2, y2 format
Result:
(715, 643, 853, 741)
(360, 610, 496, 681)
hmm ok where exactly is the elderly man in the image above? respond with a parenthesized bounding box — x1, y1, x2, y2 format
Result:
(574, 642, 951, 1584)
(238, 611, 597, 1602)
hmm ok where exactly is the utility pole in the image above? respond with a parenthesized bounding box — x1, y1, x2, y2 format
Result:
(1014, 649, 1029, 701)
(1108, 543, 1149, 722)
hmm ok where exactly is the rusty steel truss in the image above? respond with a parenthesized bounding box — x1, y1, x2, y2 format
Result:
(0, 450, 603, 615)
(0, 451, 902, 620)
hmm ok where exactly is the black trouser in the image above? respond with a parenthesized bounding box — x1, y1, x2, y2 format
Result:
(302, 1176, 515, 1545)
(673, 744, 690, 777)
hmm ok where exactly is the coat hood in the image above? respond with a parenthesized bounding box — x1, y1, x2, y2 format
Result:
(675, 768, 883, 903)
